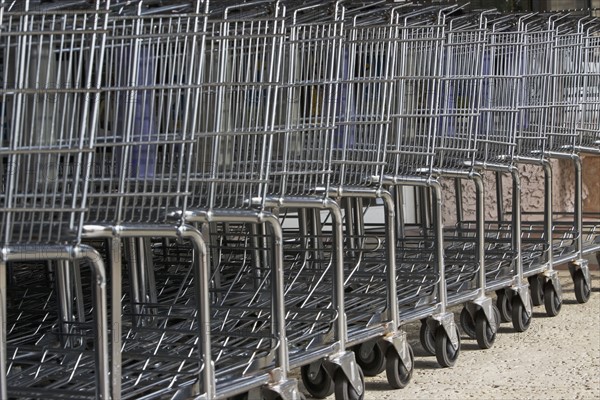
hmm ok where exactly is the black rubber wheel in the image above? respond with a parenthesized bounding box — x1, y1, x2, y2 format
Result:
(459, 307, 476, 339)
(301, 363, 334, 399)
(354, 341, 385, 377)
(544, 280, 562, 317)
(574, 269, 591, 304)
(419, 320, 436, 356)
(496, 290, 512, 323)
(528, 275, 544, 306)
(385, 343, 414, 389)
(434, 325, 460, 368)
(511, 296, 531, 332)
(475, 306, 499, 350)
(334, 366, 365, 400)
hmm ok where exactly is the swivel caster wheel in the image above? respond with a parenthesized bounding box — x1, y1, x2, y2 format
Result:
(475, 305, 500, 350)
(419, 319, 435, 356)
(544, 280, 562, 317)
(511, 296, 531, 332)
(574, 269, 591, 304)
(459, 307, 476, 339)
(435, 325, 460, 368)
(528, 275, 544, 306)
(334, 366, 365, 400)
(496, 290, 512, 323)
(301, 362, 334, 399)
(354, 341, 385, 377)
(385, 343, 414, 389)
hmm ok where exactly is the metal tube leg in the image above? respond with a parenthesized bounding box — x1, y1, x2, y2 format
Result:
(141, 238, 157, 307)
(465, 174, 496, 333)
(76, 246, 110, 400)
(263, 215, 290, 384)
(328, 201, 347, 352)
(380, 191, 399, 332)
(511, 168, 524, 287)
(574, 156, 583, 258)
(431, 182, 448, 316)
(72, 260, 85, 331)
(56, 260, 73, 347)
(542, 160, 562, 300)
(568, 156, 591, 288)
(510, 168, 533, 322)
(177, 226, 214, 399)
(249, 223, 263, 289)
(343, 198, 356, 259)
(543, 160, 554, 269)
(427, 181, 459, 351)
(496, 171, 505, 222)
(475, 174, 486, 296)
(126, 238, 142, 327)
(109, 238, 123, 400)
(310, 208, 325, 266)
(326, 199, 364, 394)
(455, 178, 464, 225)
(393, 185, 406, 240)
(379, 190, 411, 369)
(0, 258, 7, 400)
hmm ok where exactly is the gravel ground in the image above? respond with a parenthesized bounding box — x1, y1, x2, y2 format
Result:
(297, 267, 600, 400)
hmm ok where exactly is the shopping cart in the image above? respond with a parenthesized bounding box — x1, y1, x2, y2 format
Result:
(382, 3, 449, 366)
(259, 2, 369, 399)
(269, 1, 418, 396)
(0, 1, 110, 398)
(452, 13, 534, 335)
(382, 3, 488, 367)
(328, 1, 419, 390)
(509, 13, 591, 320)
(83, 1, 214, 399)
(543, 16, 600, 305)
(180, 1, 303, 399)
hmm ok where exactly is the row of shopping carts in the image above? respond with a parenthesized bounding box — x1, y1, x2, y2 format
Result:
(1, 0, 599, 399)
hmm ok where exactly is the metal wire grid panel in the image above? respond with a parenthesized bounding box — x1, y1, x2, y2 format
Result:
(202, 222, 278, 377)
(116, 236, 206, 399)
(330, 6, 396, 189)
(269, 1, 343, 197)
(4, 259, 106, 399)
(189, 2, 285, 211)
(385, 8, 445, 178)
(0, 2, 109, 398)
(0, 3, 107, 245)
(475, 16, 522, 166)
(270, 2, 346, 355)
(433, 14, 486, 173)
(546, 17, 585, 154)
(89, 5, 207, 225)
(190, 0, 288, 390)
(454, 17, 525, 282)
(579, 23, 600, 150)
(516, 17, 554, 160)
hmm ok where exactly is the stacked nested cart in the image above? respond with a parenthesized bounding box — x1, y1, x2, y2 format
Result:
(0, 0, 598, 399)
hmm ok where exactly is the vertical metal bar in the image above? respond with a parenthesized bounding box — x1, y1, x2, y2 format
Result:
(0, 259, 7, 400)
(109, 237, 122, 400)
(496, 171, 505, 222)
